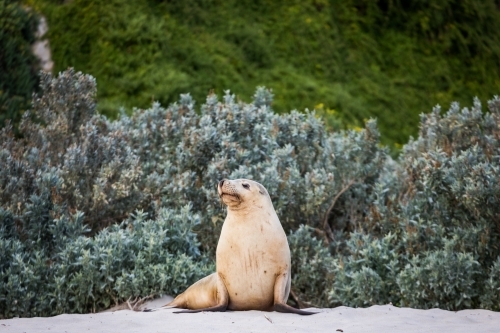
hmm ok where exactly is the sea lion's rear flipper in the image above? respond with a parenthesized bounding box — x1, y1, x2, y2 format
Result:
(173, 272, 229, 314)
(273, 272, 317, 316)
(142, 303, 178, 312)
(273, 303, 316, 315)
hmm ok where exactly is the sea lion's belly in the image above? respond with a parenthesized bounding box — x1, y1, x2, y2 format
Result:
(218, 249, 280, 310)
(216, 220, 290, 311)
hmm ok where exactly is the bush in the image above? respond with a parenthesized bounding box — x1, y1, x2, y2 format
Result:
(480, 257, 500, 311)
(328, 232, 400, 308)
(329, 95, 500, 310)
(397, 248, 480, 310)
(1, 69, 144, 233)
(0, 206, 212, 318)
(0, 69, 386, 317)
(1, 69, 499, 317)
(288, 225, 335, 308)
(113, 86, 385, 251)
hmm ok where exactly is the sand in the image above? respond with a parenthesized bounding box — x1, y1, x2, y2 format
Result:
(2, 296, 499, 333)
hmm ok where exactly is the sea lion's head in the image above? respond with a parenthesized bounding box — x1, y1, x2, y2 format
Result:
(217, 178, 270, 210)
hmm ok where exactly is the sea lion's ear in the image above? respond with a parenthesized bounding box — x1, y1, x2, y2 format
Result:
(257, 184, 266, 195)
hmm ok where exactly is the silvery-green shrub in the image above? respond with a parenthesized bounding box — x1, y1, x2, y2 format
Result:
(1, 69, 499, 317)
(480, 257, 500, 311)
(0, 205, 212, 317)
(330, 96, 500, 310)
(288, 225, 335, 307)
(0, 69, 385, 317)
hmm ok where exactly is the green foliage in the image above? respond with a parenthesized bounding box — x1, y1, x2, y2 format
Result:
(0, 69, 385, 317)
(0, 0, 39, 130)
(25, 0, 500, 145)
(397, 248, 480, 310)
(329, 232, 400, 308)
(288, 225, 335, 307)
(480, 257, 500, 311)
(324, 94, 500, 311)
(1, 69, 143, 233)
(0, 206, 212, 318)
(113, 85, 385, 251)
(0, 71, 213, 317)
(1, 69, 500, 317)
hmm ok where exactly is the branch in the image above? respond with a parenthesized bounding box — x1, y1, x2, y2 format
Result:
(322, 180, 355, 242)
(314, 228, 330, 245)
(127, 296, 138, 311)
(290, 289, 306, 309)
(127, 295, 155, 311)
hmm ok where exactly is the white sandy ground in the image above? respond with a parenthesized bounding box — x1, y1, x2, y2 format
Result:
(2, 296, 499, 333)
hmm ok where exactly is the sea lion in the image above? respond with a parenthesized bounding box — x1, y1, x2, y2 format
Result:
(161, 178, 314, 315)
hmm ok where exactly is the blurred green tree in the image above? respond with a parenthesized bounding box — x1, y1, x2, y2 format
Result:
(14, 0, 500, 145)
(0, 0, 39, 130)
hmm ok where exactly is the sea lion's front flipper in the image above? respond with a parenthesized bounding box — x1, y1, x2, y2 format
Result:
(273, 272, 317, 316)
(173, 272, 229, 314)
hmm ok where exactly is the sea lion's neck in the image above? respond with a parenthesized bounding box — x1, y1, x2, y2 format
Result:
(226, 205, 257, 216)
(227, 200, 272, 214)
(226, 203, 279, 226)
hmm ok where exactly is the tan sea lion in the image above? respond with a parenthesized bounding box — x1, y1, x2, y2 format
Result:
(160, 178, 314, 315)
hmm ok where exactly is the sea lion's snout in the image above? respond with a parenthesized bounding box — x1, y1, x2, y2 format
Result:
(218, 179, 243, 206)
(218, 179, 227, 197)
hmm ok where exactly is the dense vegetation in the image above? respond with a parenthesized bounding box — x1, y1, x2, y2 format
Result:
(21, 0, 500, 145)
(0, 0, 40, 130)
(1, 70, 499, 318)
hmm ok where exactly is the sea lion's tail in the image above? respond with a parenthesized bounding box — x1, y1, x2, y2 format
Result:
(274, 303, 317, 315)
(143, 300, 179, 312)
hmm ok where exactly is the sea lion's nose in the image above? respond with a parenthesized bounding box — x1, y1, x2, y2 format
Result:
(219, 179, 226, 188)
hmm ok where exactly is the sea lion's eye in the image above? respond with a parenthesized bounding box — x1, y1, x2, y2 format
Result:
(242, 183, 250, 190)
